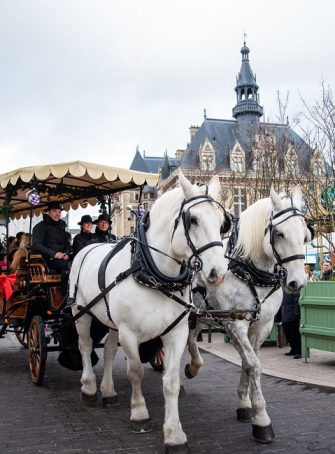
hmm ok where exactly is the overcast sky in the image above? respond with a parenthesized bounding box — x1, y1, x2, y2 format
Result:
(1, 0, 335, 229)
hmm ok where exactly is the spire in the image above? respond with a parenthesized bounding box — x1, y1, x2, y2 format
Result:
(232, 39, 263, 121)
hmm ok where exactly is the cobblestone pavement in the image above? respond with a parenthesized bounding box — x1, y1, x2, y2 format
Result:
(1, 332, 335, 454)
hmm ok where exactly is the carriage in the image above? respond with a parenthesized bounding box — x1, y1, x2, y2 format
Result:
(0, 160, 159, 385)
(0, 164, 311, 452)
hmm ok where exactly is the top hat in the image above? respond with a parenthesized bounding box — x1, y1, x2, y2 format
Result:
(78, 215, 93, 226)
(44, 201, 64, 212)
(93, 213, 112, 225)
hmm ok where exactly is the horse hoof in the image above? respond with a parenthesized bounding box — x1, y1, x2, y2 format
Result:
(129, 418, 152, 433)
(165, 443, 188, 454)
(179, 385, 186, 397)
(80, 391, 97, 405)
(236, 407, 254, 422)
(184, 364, 194, 379)
(252, 423, 275, 443)
(102, 396, 120, 407)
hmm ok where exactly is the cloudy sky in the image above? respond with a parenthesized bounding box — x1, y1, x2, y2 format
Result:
(1, 0, 335, 228)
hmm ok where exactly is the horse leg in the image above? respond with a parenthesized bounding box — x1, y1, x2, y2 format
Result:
(74, 312, 98, 404)
(162, 329, 189, 454)
(227, 322, 275, 443)
(100, 329, 119, 407)
(185, 325, 204, 379)
(119, 328, 151, 433)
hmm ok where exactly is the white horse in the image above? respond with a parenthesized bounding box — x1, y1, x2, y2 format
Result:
(186, 185, 310, 443)
(69, 170, 229, 454)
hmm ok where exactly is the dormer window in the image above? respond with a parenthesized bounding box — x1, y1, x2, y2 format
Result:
(233, 157, 243, 172)
(199, 137, 216, 171)
(203, 155, 213, 171)
(313, 162, 322, 176)
(230, 139, 245, 173)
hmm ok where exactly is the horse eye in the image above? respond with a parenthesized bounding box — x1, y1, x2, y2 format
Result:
(275, 231, 284, 239)
(190, 216, 198, 227)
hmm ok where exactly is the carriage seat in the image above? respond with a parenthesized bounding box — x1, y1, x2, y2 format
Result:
(29, 255, 62, 284)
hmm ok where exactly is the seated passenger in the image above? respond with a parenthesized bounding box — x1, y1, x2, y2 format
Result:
(92, 213, 116, 243)
(10, 233, 32, 273)
(32, 201, 70, 296)
(72, 215, 94, 257)
(9, 231, 24, 261)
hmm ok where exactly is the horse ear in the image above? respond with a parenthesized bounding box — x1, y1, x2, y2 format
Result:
(178, 168, 195, 200)
(292, 184, 303, 209)
(208, 174, 221, 200)
(270, 186, 283, 211)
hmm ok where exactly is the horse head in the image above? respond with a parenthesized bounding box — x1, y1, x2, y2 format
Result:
(266, 185, 308, 293)
(149, 169, 227, 287)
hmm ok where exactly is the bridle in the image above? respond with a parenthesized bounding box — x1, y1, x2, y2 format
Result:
(264, 200, 306, 279)
(171, 187, 231, 272)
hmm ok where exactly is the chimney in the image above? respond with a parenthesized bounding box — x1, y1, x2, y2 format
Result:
(189, 125, 200, 142)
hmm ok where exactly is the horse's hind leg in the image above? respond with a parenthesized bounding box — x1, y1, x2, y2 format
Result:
(185, 325, 204, 379)
(227, 322, 275, 443)
(119, 328, 151, 433)
(100, 329, 119, 407)
(74, 312, 97, 404)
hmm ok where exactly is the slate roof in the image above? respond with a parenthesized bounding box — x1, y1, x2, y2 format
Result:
(130, 149, 180, 179)
(179, 117, 311, 172)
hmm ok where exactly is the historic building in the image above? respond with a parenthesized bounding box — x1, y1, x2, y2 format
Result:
(112, 41, 326, 236)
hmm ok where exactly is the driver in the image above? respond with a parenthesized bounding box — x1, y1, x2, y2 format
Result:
(32, 201, 70, 296)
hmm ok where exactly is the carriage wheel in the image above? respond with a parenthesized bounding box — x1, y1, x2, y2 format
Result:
(28, 315, 47, 386)
(150, 347, 164, 372)
(14, 326, 28, 348)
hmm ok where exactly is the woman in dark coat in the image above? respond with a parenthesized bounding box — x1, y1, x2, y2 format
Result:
(91, 213, 116, 243)
(72, 215, 94, 257)
(281, 291, 301, 359)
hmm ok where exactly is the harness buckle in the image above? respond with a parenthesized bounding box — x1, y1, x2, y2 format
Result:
(278, 267, 287, 279)
(193, 257, 203, 272)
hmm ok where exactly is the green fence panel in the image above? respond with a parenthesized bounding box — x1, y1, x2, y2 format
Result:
(300, 281, 335, 359)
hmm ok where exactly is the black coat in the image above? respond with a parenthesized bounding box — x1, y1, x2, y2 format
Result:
(73, 231, 94, 256)
(33, 215, 70, 259)
(92, 227, 116, 243)
(281, 291, 301, 323)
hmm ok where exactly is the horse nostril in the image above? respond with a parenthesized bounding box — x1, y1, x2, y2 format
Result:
(209, 268, 218, 282)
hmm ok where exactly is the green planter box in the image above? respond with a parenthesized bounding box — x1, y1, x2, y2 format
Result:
(300, 281, 335, 359)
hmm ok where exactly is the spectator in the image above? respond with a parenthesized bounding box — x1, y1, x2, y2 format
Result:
(73, 215, 94, 256)
(281, 291, 302, 359)
(321, 259, 334, 281)
(8, 232, 24, 261)
(10, 233, 32, 273)
(0, 252, 9, 268)
(92, 214, 116, 243)
(32, 201, 70, 296)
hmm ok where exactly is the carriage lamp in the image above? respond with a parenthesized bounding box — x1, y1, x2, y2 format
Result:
(19, 279, 27, 289)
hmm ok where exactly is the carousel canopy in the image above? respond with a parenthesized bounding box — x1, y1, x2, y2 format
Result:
(0, 160, 159, 220)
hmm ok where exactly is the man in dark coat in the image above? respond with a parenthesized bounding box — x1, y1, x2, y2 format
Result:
(92, 213, 116, 243)
(281, 291, 301, 359)
(72, 215, 94, 257)
(321, 259, 334, 281)
(32, 201, 70, 296)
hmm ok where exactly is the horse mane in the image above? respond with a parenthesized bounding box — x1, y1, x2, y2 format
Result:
(234, 197, 273, 262)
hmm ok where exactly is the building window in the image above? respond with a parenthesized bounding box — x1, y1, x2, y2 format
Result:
(233, 157, 243, 172)
(203, 155, 213, 171)
(260, 156, 271, 167)
(130, 226, 134, 234)
(144, 202, 149, 210)
(313, 162, 322, 176)
(234, 187, 246, 217)
(287, 160, 296, 175)
(143, 193, 148, 199)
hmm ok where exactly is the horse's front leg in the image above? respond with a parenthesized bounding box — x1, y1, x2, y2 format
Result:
(100, 329, 119, 407)
(162, 326, 189, 454)
(119, 328, 151, 433)
(227, 321, 275, 443)
(73, 311, 97, 404)
(185, 323, 204, 379)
